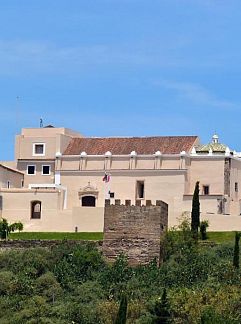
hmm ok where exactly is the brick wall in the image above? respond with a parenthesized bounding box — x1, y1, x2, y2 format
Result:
(103, 199, 168, 265)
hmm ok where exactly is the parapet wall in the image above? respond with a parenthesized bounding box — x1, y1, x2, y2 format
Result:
(103, 199, 168, 265)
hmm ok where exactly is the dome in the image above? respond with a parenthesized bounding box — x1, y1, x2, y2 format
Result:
(197, 134, 231, 153)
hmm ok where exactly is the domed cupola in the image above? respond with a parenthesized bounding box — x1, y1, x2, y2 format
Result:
(212, 134, 219, 144)
(196, 134, 231, 154)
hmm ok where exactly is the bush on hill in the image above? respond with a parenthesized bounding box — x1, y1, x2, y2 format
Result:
(0, 232, 240, 323)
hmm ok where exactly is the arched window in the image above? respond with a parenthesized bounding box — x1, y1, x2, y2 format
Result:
(82, 196, 96, 207)
(31, 201, 42, 219)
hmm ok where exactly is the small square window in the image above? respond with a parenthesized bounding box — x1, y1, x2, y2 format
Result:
(42, 165, 50, 175)
(33, 143, 45, 155)
(27, 165, 36, 175)
(203, 185, 209, 195)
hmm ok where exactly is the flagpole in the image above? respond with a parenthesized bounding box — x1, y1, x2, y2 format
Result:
(103, 172, 111, 199)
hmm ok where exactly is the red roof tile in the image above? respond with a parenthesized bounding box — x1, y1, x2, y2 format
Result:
(63, 136, 198, 155)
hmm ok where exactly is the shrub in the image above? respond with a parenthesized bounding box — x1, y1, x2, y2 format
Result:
(0, 271, 16, 295)
(35, 272, 62, 301)
(201, 307, 236, 324)
(200, 220, 209, 240)
(53, 242, 105, 289)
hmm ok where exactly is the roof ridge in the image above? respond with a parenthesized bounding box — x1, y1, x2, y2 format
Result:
(73, 135, 198, 139)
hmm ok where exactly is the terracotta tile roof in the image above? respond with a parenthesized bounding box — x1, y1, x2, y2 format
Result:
(63, 136, 198, 155)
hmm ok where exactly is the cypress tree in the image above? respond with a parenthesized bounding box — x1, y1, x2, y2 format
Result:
(191, 181, 200, 241)
(152, 288, 171, 324)
(233, 232, 241, 268)
(115, 294, 128, 324)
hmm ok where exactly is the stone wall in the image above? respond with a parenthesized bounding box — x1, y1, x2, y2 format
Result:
(103, 199, 168, 265)
(0, 239, 102, 251)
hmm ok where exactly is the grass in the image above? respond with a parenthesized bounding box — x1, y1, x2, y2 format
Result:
(9, 232, 103, 241)
(206, 231, 236, 244)
(8, 231, 237, 243)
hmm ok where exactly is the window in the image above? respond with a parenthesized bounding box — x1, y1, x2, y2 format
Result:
(203, 185, 209, 195)
(7, 181, 10, 189)
(42, 165, 51, 175)
(31, 201, 41, 219)
(21, 179, 24, 188)
(136, 181, 145, 199)
(235, 182, 238, 192)
(82, 196, 96, 207)
(27, 165, 36, 175)
(109, 191, 115, 198)
(33, 143, 45, 156)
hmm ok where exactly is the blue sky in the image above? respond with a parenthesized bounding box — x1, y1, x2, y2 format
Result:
(1, 0, 241, 160)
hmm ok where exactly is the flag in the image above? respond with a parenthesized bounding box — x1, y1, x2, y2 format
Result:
(103, 172, 111, 183)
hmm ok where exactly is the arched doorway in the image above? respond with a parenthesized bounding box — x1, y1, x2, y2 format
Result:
(79, 183, 98, 207)
(31, 201, 42, 219)
(82, 196, 96, 207)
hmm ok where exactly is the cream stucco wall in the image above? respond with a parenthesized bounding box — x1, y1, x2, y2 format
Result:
(15, 127, 82, 163)
(16, 161, 55, 187)
(0, 189, 61, 229)
(60, 169, 187, 227)
(0, 165, 23, 189)
(0, 189, 104, 232)
(229, 158, 241, 214)
(72, 207, 104, 232)
(188, 157, 225, 195)
(182, 195, 241, 231)
(200, 214, 241, 231)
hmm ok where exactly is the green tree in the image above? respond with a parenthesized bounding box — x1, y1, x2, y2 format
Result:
(151, 288, 171, 324)
(115, 294, 128, 324)
(233, 232, 241, 268)
(0, 218, 23, 239)
(200, 220, 209, 240)
(191, 181, 200, 241)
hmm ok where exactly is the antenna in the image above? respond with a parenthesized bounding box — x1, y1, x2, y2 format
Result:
(40, 118, 43, 128)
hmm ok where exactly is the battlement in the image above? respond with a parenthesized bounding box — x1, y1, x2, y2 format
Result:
(103, 198, 168, 266)
(105, 199, 168, 207)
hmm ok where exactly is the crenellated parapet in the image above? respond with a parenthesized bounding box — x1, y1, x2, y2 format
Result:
(103, 198, 168, 266)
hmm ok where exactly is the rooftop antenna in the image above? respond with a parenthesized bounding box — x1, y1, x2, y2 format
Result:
(40, 118, 43, 128)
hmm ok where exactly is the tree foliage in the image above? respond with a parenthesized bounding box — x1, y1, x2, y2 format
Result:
(0, 237, 239, 323)
(191, 181, 200, 241)
(233, 232, 241, 268)
(115, 294, 128, 324)
(0, 218, 23, 239)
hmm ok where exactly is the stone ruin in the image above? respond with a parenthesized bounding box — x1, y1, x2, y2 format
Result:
(102, 199, 168, 266)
